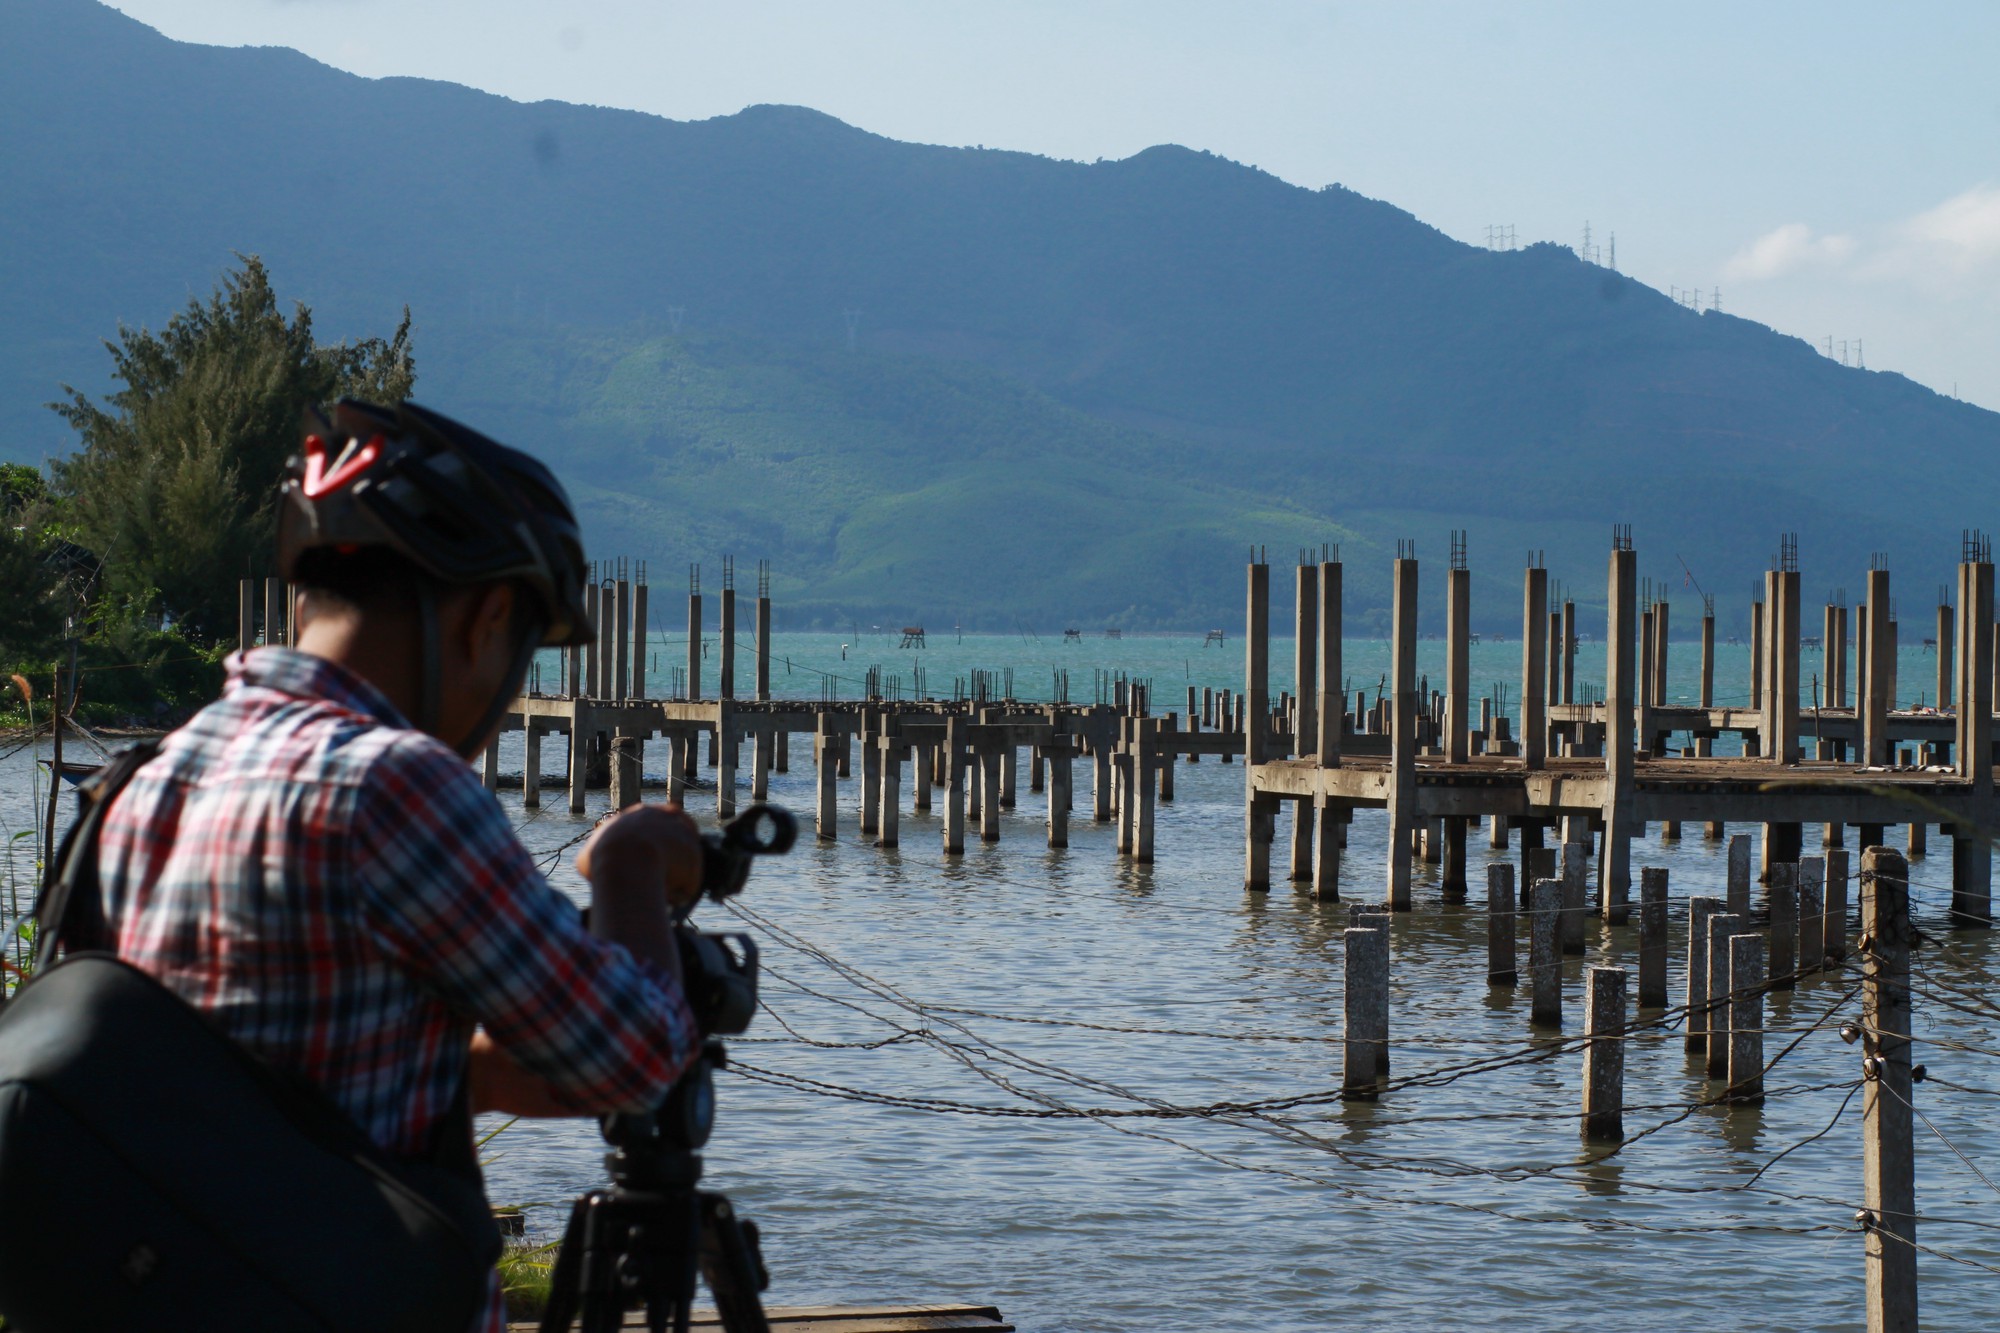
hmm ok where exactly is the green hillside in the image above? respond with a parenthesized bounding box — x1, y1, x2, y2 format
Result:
(6, 0, 1998, 630)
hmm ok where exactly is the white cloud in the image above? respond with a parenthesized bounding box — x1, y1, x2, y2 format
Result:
(1722, 222, 1856, 282)
(1895, 185, 2000, 273)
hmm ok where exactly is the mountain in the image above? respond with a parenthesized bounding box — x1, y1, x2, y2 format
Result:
(6, 0, 1997, 629)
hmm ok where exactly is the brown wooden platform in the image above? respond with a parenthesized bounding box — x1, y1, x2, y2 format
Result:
(510, 1303, 1013, 1331)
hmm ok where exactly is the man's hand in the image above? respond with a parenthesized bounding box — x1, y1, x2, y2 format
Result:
(575, 801, 703, 973)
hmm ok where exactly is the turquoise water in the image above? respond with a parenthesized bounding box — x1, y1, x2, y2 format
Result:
(3, 631, 1994, 1330)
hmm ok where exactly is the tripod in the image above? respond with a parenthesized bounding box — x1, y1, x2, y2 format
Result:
(539, 1045, 770, 1333)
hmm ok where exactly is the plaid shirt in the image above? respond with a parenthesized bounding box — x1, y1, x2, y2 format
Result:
(93, 648, 701, 1331)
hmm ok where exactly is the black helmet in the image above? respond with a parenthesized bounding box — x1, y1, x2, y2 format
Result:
(279, 398, 593, 647)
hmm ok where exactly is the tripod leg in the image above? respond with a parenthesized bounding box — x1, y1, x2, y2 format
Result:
(698, 1193, 772, 1333)
(538, 1195, 594, 1333)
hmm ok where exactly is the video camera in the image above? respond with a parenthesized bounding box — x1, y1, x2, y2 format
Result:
(542, 802, 798, 1333)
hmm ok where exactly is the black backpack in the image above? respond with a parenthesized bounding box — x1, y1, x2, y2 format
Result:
(0, 742, 502, 1332)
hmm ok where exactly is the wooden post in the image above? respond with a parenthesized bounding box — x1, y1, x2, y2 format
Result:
(1581, 966, 1627, 1142)
(1726, 933, 1766, 1104)
(1340, 924, 1389, 1099)
(1638, 867, 1668, 1009)
(1705, 912, 1745, 1080)
(1768, 861, 1798, 988)
(1798, 856, 1826, 973)
(1530, 878, 1562, 1028)
(1684, 897, 1719, 1055)
(1560, 840, 1589, 956)
(1726, 834, 1752, 914)
(1861, 846, 1917, 1333)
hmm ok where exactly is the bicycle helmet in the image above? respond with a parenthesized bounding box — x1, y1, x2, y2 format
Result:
(278, 399, 593, 753)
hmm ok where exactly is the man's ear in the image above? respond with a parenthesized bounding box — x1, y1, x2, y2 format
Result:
(463, 582, 517, 660)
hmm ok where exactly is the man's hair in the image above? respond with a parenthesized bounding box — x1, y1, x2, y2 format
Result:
(294, 546, 546, 642)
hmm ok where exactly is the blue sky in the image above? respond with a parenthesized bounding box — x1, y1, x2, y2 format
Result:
(106, 0, 2000, 408)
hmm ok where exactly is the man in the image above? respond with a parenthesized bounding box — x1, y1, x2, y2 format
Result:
(89, 399, 704, 1331)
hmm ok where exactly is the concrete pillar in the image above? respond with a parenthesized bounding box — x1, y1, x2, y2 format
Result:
(1446, 563, 1470, 764)
(1387, 556, 1418, 910)
(715, 721, 735, 818)
(1601, 545, 1637, 923)
(775, 727, 790, 773)
(1684, 897, 1720, 1056)
(1548, 609, 1562, 708)
(1832, 603, 1849, 711)
(1864, 568, 1891, 766)
(238, 578, 255, 655)
(1562, 599, 1577, 705)
(1442, 818, 1468, 900)
(1047, 740, 1071, 849)
(999, 746, 1017, 809)
(1246, 561, 1277, 892)
(1312, 797, 1342, 901)
(1749, 599, 1764, 714)
(1653, 598, 1671, 715)
(481, 734, 499, 792)
(1158, 718, 1176, 802)
(1092, 735, 1112, 822)
(1582, 966, 1628, 1142)
(980, 749, 1001, 843)
(1295, 563, 1318, 760)
(1726, 934, 1767, 1105)
(860, 715, 881, 837)
(1318, 561, 1342, 764)
(1906, 820, 1927, 860)
(612, 579, 630, 703)
(1134, 719, 1157, 863)
(943, 717, 966, 855)
(836, 731, 851, 778)
(1486, 863, 1517, 985)
(567, 712, 589, 814)
(1561, 840, 1589, 955)
(667, 733, 688, 805)
(1529, 878, 1562, 1028)
(914, 742, 933, 810)
(263, 576, 286, 648)
(1521, 566, 1547, 769)
(609, 733, 640, 810)
(1289, 790, 1314, 883)
(686, 591, 702, 702)
(1638, 868, 1668, 1008)
(1956, 557, 1993, 792)
(1768, 568, 1800, 765)
(751, 728, 771, 801)
(755, 593, 771, 701)
(1856, 604, 1870, 741)
(1031, 745, 1046, 794)
(1340, 924, 1389, 1099)
(719, 586, 736, 700)
(1938, 600, 1954, 713)
(878, 734, 902, 849)
(815, 715, 838, 840)
(1952, 832, 1991, 929)
(1705, 912, 1746, 1080)
(523, 724, 542, 809)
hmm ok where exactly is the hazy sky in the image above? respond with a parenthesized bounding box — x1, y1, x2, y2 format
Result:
(105, 0, 2000, 408)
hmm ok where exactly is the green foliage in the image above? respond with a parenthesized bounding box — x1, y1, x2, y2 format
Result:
(0, 523, 63, 663)
(0, 463, 44, 514)
(49, 257, 415, 641)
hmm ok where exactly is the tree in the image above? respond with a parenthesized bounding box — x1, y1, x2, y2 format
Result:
(51, 256, 415, 640)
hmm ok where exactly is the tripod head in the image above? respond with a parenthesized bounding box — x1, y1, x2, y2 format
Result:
(540, 805, 793, 1333)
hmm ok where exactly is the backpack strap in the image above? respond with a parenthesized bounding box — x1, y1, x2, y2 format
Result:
(34, 740, 161, 973)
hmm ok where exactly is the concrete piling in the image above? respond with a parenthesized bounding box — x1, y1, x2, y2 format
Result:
(1560, 841, 1589, 956)
(1341, 924, 1390, 1100)
(1705, 912, 1745, 1080)
(1582, 966, 1628, 1142)
(943, 716, 966, 855)
(1529, 878, 1563, 1028)
(1768, 861, 1798, 987)
(1487, 863, 1517, 985)
(1726, 933, 1767, 1104)
(815, 715, 839, 840)
(1047, 739, 1072, 849)
(1638, 867, 1668, 1009)
(1601, 542, 1637, 923)
(1799, 855, 1826, 973)
(1386, 555, 1418, 910)
(1685, 896, 1720, 1055)
(1726, 834, 1751, 914)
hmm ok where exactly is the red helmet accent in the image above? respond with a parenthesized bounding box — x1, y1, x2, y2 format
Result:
(301, 433, 385, 499)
